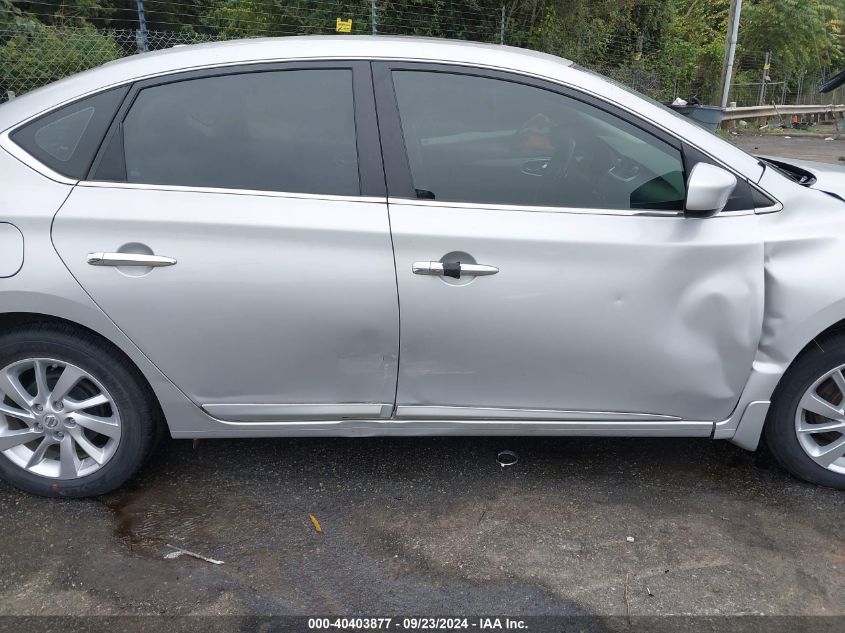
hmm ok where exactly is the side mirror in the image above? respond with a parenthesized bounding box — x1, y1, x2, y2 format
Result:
(685, 163, 737, 218)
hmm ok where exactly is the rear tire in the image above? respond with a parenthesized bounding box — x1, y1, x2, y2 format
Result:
(765, 332, 845, 489)
(0, 323, 159, 497)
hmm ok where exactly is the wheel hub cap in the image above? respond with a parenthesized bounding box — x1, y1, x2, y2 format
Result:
(0, 358, 121, 480)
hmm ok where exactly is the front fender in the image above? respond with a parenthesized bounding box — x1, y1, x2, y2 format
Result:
(717, 175, 845, 449)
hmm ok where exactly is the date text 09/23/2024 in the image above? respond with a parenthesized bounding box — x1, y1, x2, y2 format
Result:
(307, 618, 528, 630)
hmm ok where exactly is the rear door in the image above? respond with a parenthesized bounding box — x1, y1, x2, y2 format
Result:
(374, 63, 763, 425)
(52, 62, 400, 422)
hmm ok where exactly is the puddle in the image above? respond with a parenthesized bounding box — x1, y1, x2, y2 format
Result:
(101, 488, 210, 546)
(103, 493, 140, 544)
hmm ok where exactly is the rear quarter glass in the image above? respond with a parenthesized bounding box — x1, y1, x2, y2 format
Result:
(10, 86, 128, 180)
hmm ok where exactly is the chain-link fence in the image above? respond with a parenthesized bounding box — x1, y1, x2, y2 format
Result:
(724, 50, 845, 108)
(0, 26, 216, 99)
(0, 22, 677, 104)
(1, 2, 843, 110)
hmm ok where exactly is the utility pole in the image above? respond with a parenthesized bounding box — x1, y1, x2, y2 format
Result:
(135, 0, 149, 53)
(718, 0, 742, 108)
(500, 6, 506, 45)
(371, 0, 377, 35)
(796, 71, 804, 105)
(758, 51, 771, 106)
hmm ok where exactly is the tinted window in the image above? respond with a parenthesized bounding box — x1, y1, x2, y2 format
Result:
(11, 87, 128, 179)
(34, 107, 94, 161)
(122, 70, 359, 195)
(391, 71, 685, 210)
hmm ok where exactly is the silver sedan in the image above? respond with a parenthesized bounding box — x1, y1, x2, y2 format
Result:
(1, 36, 844, 496)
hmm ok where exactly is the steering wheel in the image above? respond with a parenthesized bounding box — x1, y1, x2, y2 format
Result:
(543, 131, 577, 182)
(528, 124, 576, 207)
(515, 114, 576, 181)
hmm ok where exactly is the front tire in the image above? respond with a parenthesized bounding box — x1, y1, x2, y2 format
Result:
(766, 331, 845, 489)
(0, 323, 159, 497)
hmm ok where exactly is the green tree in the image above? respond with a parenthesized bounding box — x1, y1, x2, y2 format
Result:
(741, 0, 843, 76)
(0, 20, 120, 96)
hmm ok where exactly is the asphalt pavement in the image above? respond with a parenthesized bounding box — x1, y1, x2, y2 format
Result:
(0, 434, 843, 616)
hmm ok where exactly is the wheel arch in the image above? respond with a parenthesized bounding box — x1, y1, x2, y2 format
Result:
(0, 311, 167, 426)
(0, 300, 225, 437)
(728, 313, 845, 450)
(768, 315, 845, 406)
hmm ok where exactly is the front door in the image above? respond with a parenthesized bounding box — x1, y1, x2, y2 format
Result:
(53, 63, 399, 421)
(375, 64, 763, 423)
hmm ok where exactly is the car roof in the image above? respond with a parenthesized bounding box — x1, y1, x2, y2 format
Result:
(127, 35, 575, 71)
(0, 36, 572, 129)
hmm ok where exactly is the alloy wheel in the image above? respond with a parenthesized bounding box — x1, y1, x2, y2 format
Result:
(0, 358, 121, 479)
(795, 363, 845, 475)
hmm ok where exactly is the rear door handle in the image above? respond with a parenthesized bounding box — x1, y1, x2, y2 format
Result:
(87, 252, 177, 267)
(412, 261, 498, 279)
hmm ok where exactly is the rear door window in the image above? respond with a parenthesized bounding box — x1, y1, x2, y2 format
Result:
(120, 70, 360, 195)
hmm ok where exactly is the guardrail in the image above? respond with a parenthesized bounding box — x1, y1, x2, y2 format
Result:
(723, 103, 845, 121)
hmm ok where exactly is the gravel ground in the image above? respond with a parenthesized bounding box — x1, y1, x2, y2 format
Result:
(728, 129, 845, 165)
(1, 136, 844, 620)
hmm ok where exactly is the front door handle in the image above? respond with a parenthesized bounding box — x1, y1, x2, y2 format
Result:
(412, 261, 498, 279)
(87, 252, 177, 267)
